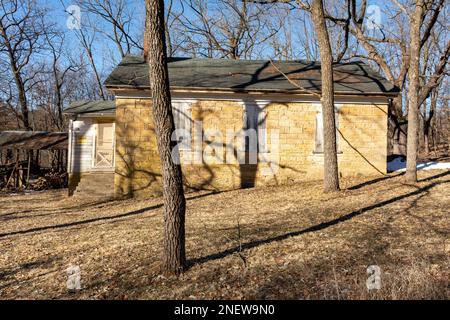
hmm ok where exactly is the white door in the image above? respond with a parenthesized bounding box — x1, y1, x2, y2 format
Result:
(93, 122, 115, 168)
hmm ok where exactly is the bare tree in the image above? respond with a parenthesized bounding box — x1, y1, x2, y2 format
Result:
(75, 0, 143, 58)
(255, 0, 340, 192)
(405, 0, 426, 182)
(268, 12, 295, 60)
(61, 0, 108, 100)
(322, 0, 447, 155)
(45, 33, 80, 130)
(344, 1, 429, 117)
(174, 0, 283, 59)
(419, 23, 449, 155)
(165, 0, 187, 57)
(310, 0, 340, 192)
(146, 0, 187, 274)
(422, 87, 438, 154)
(0, 0, 49, 130)
(419, 40, 450, 108)
(74, 27, 107, 100)
(268, 6, 321, 61)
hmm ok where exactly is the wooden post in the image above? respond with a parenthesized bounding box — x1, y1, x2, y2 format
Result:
(5, 162, 16, 189)
(15, 150, 19, 188)
(64, 149, 68, 173)
(59, 149, 63, 172)
(26, 150, 31, 187)
(35, 150, 40, 171)
(6, 149, 12, 164)
(18, 167, 23, 189)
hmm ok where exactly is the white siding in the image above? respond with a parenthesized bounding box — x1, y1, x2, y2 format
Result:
(70, 119, 95, 172)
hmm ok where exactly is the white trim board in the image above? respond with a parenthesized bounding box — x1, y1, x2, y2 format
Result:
(113, 90, 391, 105)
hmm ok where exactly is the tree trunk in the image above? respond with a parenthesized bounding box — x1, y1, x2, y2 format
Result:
(392, 92, 404, 119)
(53, 63, 64, 130)
(424, 92, 436, 156)
(146, 0, 187, 274)
(78, 29, 107, 101)
(0, 24, 31, 130)
(388, 95, 408, 156)
(311, 0, 340, 192)
(447, 100, 450, 154)
(405, 0, 425, 183)
(430, 90, 437, 153)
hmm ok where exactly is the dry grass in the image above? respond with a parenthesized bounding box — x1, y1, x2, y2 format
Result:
(0, 170, 449, 299)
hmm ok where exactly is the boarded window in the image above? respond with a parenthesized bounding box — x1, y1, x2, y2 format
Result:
(315, 109, 340, 153)
(172, 102, 192, 151)
(243, 104, 267, 153)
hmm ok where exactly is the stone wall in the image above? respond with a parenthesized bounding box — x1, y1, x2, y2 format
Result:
(114, 98, 388, 198)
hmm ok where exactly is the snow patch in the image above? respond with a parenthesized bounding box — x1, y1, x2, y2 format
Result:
(388, 157, 450, 172)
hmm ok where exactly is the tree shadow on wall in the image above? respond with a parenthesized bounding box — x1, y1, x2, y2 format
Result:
(185, 101, 277, 191)
(115, 118, 161, 198)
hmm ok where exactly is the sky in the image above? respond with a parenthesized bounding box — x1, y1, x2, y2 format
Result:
(0, 0, 446, 113)
(42, 0, 390, 69)
(18, 0, 450, 96)
(42, 0, 144, 75)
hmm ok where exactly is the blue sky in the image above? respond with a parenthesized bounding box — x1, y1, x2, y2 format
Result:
(43, 0, 144, 75)
(37, 0, 444, 84)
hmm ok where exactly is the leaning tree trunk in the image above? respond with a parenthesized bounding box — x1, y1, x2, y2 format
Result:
(424, 90, 437, 155)
(405, 0, 424, 183)
(311, 0, 340, 192)
(146, 0, 187, 274)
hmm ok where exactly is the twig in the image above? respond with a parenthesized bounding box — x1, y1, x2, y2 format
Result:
(269, 59, 322, 99)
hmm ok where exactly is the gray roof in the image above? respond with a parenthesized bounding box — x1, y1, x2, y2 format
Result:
(64, 100, 116, 115)
(105, 55, 399, 96)
(0, 131, 68, 150)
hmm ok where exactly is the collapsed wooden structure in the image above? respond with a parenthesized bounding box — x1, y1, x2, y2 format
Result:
(0, 131, 68, 189)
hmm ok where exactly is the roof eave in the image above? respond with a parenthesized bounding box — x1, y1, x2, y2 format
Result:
(63, 111, 116, 117)
(106, 85, 400, 97)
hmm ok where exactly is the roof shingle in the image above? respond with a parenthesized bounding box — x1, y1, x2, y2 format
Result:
(105, 55, 399, 95)
(0, 131, 68, 150)
(64, 101, 116, 115)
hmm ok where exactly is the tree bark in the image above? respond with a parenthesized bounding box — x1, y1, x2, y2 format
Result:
(311, 0, 340, 192)
(405, 0, 425, 183)
(424, 90, 437, 155)
(0, 24, 31, 130)
(146, 0, 187, 274)
(52, 62, 64, 130)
